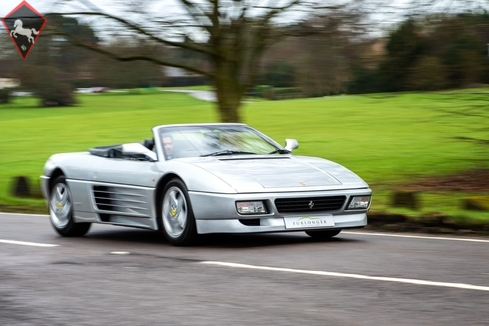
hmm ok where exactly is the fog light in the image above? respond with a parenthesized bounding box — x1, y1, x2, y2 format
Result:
(347, 196, 371, 210)
(236, 201, 267, 214)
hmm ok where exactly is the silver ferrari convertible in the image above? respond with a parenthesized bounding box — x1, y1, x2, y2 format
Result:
(41, 123, 372, 245)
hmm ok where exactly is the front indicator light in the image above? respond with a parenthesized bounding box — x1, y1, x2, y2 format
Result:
(236, 201, 267, 214)
(347, 196, 371, 210)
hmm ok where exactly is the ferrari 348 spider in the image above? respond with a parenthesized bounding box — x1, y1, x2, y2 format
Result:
(41, 123, 372, 245)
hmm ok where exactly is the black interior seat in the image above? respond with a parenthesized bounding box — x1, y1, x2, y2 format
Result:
(143, 138, 154, 151)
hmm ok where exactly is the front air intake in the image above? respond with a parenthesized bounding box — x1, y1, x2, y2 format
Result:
(275, 196, 346, 213)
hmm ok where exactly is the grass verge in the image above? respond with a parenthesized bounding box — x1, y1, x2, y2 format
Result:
(1, 90, 488, 226)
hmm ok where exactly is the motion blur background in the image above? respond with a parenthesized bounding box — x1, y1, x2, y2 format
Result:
(1, 0, 488, 229)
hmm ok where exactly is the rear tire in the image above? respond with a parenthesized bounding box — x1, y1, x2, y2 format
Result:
(49, 176, 91, 237)
(158, 178, 197, 246)
(305, 229, 341, 239)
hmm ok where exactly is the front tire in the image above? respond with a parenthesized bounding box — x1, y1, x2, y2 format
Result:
(159, 178, 197, 246)
(305, 229, 341, 239)
(49, 176, 91, 237)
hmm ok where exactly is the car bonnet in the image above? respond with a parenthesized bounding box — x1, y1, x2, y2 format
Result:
(188, 156, 367, 192)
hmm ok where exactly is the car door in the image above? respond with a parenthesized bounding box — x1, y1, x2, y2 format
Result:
(87, 157, 160, 218)
(91, 157, 157, 187)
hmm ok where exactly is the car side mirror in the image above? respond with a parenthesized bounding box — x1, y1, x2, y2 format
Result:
(284, 139, 299, 151)
(122, 143, 157, 161)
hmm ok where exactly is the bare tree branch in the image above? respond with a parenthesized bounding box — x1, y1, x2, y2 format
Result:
(61, 11, 215, 55)
(43, 28, 214, 77)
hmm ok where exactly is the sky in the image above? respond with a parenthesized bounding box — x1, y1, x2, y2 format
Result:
(0, 0, 149, 23)
(0, 0, 317, 23)
(3, 0, 488, 40)
(0, 0, 393, 38)
(0, 0, 324, 43)
(2, 0, 488, 19)
(0, 0, 124, 19)
(0, 0, 173, 39)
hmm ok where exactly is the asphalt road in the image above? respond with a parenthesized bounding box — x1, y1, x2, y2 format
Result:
(1, 212, 488, 326)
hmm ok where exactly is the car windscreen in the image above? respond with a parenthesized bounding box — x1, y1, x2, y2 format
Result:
(158, 125, 279, 158)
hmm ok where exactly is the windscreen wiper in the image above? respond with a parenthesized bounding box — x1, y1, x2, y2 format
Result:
(201, 150, 257, 157)
(268, 149, 291, 154)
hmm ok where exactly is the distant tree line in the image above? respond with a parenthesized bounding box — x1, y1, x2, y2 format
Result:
(260, 13, 489, 97)
(349, 13, 489, 94)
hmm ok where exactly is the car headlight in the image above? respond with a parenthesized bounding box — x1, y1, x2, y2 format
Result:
(236, 201, 267, 215)
(347, 196, 371, 210)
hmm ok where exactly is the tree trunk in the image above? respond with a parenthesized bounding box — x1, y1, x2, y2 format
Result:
(214, 60, 245, 123)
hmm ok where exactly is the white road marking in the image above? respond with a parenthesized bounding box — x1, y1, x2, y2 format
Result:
(1, 213, 488, 243)
(202, 261, 489, 292)
(0, 212, 47, 217)
(0, 239, 58, 247)
(343, 231, 489, 243)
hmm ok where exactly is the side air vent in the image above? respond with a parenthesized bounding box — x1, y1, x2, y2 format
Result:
(93, 186, 112, 210)
(275, 196, 346, 213)
(92, 185, 148, 215)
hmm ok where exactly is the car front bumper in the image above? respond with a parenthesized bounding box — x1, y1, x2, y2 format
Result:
(189, 189, 370, 234)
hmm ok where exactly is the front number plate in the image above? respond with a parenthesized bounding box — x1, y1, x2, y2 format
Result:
(284, 215, 335, 229)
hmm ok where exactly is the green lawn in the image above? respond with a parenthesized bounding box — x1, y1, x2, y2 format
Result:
(1, 90, 488, 222)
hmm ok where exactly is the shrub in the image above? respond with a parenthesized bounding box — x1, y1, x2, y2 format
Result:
(39, 82, 77, 106)
(0, 88, 10, 104)
(20, 65, 77, 107)
(272, 87, 304, 100)
(255, 85, 274, 99)
(260, 62, 296, 88)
